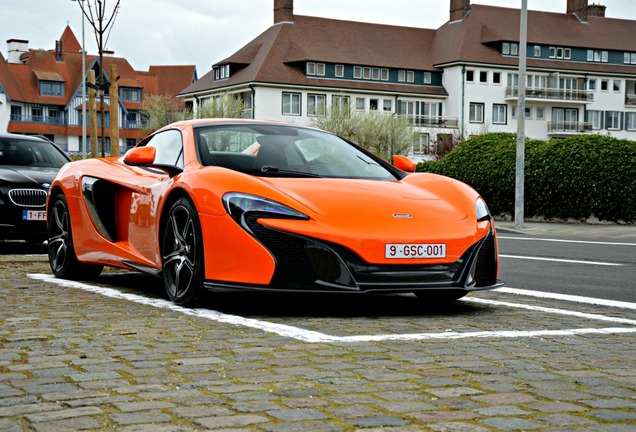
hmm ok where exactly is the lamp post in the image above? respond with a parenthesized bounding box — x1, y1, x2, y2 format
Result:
(515, 0, 528, 230)
(72, 0, 87, 159)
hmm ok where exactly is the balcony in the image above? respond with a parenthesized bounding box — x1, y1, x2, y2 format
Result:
(547, 121, 592, 136)
(626, 93, 636, 106)
(397, 115, 459, 128)
(10, 114, 66, 125)
(506, 87, 594, 103)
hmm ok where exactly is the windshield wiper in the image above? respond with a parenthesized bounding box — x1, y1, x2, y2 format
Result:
(257, 165, 321, 178)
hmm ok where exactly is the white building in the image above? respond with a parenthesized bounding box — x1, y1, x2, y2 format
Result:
(179, 0, 636, 160)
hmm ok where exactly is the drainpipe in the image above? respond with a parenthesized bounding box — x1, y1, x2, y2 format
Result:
(461, 66, 466, 137)
(249, 85, 255, 119)
(194, 95, 200, 119)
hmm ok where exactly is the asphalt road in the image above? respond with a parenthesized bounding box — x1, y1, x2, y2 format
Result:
(497, 232, 636, 303)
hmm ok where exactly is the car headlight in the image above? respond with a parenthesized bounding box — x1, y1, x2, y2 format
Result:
(222, 192, 308, 229)
(476, 197, 491, 221)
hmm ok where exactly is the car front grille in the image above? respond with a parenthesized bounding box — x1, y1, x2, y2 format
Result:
(8, 189, 48, 208)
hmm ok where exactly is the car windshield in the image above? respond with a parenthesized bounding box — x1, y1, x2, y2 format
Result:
(0, 137, 69, 168)
(195, 124, 395, 180)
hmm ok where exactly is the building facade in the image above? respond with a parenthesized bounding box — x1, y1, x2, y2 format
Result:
(179, 0, 636, 161)
(0, 26, 197, 155)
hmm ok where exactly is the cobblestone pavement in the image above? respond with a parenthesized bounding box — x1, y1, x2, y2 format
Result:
(0, 239, 635, 432)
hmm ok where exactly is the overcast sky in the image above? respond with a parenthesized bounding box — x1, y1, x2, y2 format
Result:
(2, 0, 636, 76)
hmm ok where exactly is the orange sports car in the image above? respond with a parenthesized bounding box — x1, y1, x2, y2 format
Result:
(47, 119, 503, 306)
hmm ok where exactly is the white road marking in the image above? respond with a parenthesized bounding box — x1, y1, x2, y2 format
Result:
(29, 273, 636, 343)
(498, 235, 636, 247)
(498, 287, 636, 310)
(499, 254, 623, 266)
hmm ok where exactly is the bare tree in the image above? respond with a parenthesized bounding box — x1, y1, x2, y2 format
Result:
(74, 0, 122, 156)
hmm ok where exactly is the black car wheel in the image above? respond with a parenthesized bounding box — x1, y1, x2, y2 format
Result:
(161, 197, 204, 306)
(48, 193, 103, 280)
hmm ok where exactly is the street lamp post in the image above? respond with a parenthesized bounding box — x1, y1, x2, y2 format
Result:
(72, 0, 87, 159)
(515, 0, 528, 230)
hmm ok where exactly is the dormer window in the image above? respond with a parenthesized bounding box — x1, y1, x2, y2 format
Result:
(214, 64, 230, 80)
(306, 62, 325, 76)
(121, 87, 141, 102)
(502, 42, 519, 56)
(40, 81, 64, 97)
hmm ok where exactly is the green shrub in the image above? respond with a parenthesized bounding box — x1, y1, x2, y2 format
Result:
(416, 133, 636, 223)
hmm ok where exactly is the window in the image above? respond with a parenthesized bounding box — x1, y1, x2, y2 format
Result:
(363, 67, 371, 80)
(372, 68, 380, 80)
(613, 80, 621, 92)
(479, 71, 488, 83)
(588, 49, 609, 62)
(146, 129, 184, 168)
(492, 104, 507, 124)
(588, 79, 597, 91)
(398, 70, 406, 82)
(549, 47, 557, 58)
(40, 81, 64, 96)
(353, 66, 362, 79)
(32, 106, 43, 122)
(307, 94, 326, 116)
(121, 88, 141, 102)
(503, 42, 518, 56)
(383, 99, 392, 112)
(601, 80, 609, 91)
(524, 107, 532, 119)
(466, 70, 475, 82)
(502, 42, 510, 55)
(332, 95, 350, 116)
(355, 97, 365, 110)
(536, 107, 545, 120)
(511, 44, 518, 55)
(412, 133, 430, 155)
(423, 72, 432, 84)
(606, 111, 621, 129)
(534, 45, 541, 57)
(564, 48, 571, 59)
(10, 105, 22, 120)
(469, 103, 484, 123)
(282, 92, 301, 116)
(492, 72, 501, 85)
(626, 112, 636, 130)
(335, 64, 344, 77)
(586, 110, 603, 129)
(406, 71, 415, 83)
(369, 99, 379, 111)
(625, 53, 636, 65)
(381, 69, 389, 81)
(214, 64, 230, 80)
(306, 62, 325, 76)
(507, 73, 518, 87)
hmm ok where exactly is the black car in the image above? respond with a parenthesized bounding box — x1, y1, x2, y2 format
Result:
(0, 134, 72, 243)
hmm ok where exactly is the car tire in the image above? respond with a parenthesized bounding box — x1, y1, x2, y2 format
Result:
(48, 193, 103, 280)
(414, 290, 467, 303)
(161, 197, 204, 306)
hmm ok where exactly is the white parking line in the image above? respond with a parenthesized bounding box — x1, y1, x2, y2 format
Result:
(29, 273, 636, 343)
(499, 254, 623, 266)
(498, 236, 636, 247)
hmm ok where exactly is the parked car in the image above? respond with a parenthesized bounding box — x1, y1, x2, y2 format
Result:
(0, 134, 72, 244)
(47, 119, 503, 306)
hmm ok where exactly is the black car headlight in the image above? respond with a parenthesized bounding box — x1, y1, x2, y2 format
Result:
(223, 192, 308, 232)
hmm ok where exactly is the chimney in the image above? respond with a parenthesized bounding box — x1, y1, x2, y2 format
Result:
(567, 0, 588, 22)
(55, 40, 63, 61)
(274, 0, 293, 24)
(588, 3, 606, 17)
(450, 0, 470, 22)
(7, 38, 28, 64)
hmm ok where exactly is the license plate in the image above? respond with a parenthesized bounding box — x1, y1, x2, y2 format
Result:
(385, 243, 446, 259)
(23, 210, 47, 221)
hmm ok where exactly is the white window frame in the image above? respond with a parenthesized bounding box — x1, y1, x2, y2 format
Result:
(469, 102, 484, 123)
(282, 92, 301, 116)
(492, 104, 507, 125)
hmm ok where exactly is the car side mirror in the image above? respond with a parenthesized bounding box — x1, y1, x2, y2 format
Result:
(124, 146, 156, 165)
(392, 155, 416, 173)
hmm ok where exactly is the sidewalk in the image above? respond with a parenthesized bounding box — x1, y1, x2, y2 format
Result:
(495, 219, 636, 239)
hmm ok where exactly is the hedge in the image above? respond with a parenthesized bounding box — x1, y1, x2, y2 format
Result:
(416, 133, 636, 223)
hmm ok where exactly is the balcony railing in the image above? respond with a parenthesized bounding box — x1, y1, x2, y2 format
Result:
(626, 93, 636, 106)
(397, 115, 459, 128)
(547, 121, 592, 133)
(10, 114, 66, 125)
(506, 87, 594, 103)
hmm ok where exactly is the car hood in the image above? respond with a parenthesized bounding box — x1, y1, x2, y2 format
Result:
(0, 166, 60, 188)
(262, 177, 468, 222)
